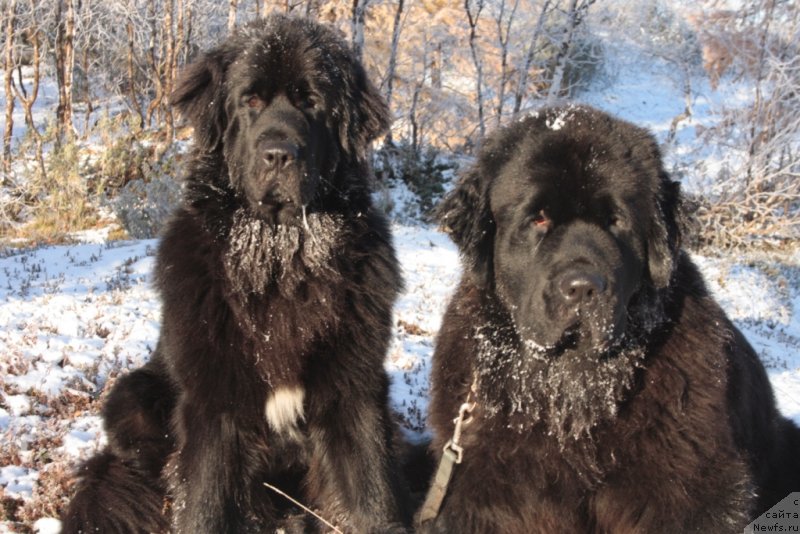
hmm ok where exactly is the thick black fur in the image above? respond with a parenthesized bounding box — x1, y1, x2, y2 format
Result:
(62, 355, 174, 533)
(421, 106, 800, 533)
(62, 15, 408, 533)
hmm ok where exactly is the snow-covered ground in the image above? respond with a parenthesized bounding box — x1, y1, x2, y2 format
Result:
(1, 215, 799, 531)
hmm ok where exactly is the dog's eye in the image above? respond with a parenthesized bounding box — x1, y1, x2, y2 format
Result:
(608, 213, 624, 228)
(244, 94, 265, 110)
(530, 210, 551, 231)
(298, 93, 318, 111)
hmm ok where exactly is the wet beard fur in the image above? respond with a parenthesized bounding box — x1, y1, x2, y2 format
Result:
(223, 208, 344, 297)
(474, 300, 652, 446)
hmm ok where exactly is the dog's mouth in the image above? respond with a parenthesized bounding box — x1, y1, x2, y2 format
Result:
(551, 324, 582, 355)
(251, 196, 303, 224)
(526, 316, 623, 360)
(241, 156, 321, 224)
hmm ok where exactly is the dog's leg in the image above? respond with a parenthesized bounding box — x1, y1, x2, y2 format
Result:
(304, 386, 409, 533)
(167, 407, 256, 533)
(167, 400, 292, 534)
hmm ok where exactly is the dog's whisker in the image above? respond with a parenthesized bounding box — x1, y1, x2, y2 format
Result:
(530, 236, 544, 258)
(301, 204, 320, 249)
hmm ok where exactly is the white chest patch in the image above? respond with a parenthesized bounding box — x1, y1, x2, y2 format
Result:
(265, 386, 305, 436)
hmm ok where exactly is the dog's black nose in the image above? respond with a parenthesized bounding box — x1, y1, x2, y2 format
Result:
(261, 141, 298, 171)
(558, 270, 606, 305)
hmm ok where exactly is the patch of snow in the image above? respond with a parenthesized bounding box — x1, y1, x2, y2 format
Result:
(0, 466, 38, 499)
(33, 518, 62, 534)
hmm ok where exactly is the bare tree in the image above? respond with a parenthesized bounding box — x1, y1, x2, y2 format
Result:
(126, 18, 145, 129)
(351, 0, 369, 59)
(139, 0, 180, 143)
(546, 0, 595, 103)
(695, 0, 800, 248)
(382, 0, 405, 144)
(512, 0, 553, 118)
(11, 0, 47, 182)
(164, 0, 176, 142)
(54, 0, 77, 144)
(228, 0, 238, 33)
(405, 25, 436, 152)
(744, 0, 776, 186)
(635, 3, 701, 145)
(145, 0, 161, 127)
(72, 0, 108, 136)
(2, 0, 17, 180)
(173, 0, 187, 88)
(464, 0, 485, 138)
(491, 0, 520, 126)
(179, 0, 195, 66)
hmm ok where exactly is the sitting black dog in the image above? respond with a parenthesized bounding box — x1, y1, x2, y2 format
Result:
(63, 15, 408, 533)
(421, 105, 800, 533)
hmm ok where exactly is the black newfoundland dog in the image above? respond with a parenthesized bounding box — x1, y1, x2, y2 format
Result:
(63, 15, 408, 533)
(421, 105, 800, 533)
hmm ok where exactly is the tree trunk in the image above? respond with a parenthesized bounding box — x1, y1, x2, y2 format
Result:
(182, 3, 194, 66)
(494, 0, 519, 126)
(163, 0, 176, 143)
(174, 0, 185, 86)
(745, 0, 776, 186)
(465, 0, 485, 139)
(546, 0, 594, 103)
(228, 0, 237, 34)
(666, 64, 692, 145)
(512, 0, 552, 117)
(55, 0, 76, 144)
(2, 0, 17, 180)
(12, 6, 47, 183)
(81, 47, 93, 135)
(145, 0, 163, 128)
(430, 42, 442, 90)
(126, 20, 145, 130)
(383, 0, 404, 145)
(410, 81, 421, 152)
(351, 0, 369, 60)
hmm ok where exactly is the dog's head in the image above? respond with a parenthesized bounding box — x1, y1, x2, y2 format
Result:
(170, 15, 389, 224)
(440, 106, 682, 358)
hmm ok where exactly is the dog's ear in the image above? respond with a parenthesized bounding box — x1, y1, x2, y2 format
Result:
(437, 167, 495, 288)
(339, 59, 391, 158)
(170, 49, 231, 152)
(647, 174, 682, 289)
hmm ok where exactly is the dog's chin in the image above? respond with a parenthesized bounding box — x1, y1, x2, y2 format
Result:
(248, 200, 302, 225)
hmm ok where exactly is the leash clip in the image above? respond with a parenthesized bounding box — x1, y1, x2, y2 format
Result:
(443, 439, 464, 464)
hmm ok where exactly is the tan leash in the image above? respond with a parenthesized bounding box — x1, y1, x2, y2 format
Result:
(417, 373, 479, 525)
